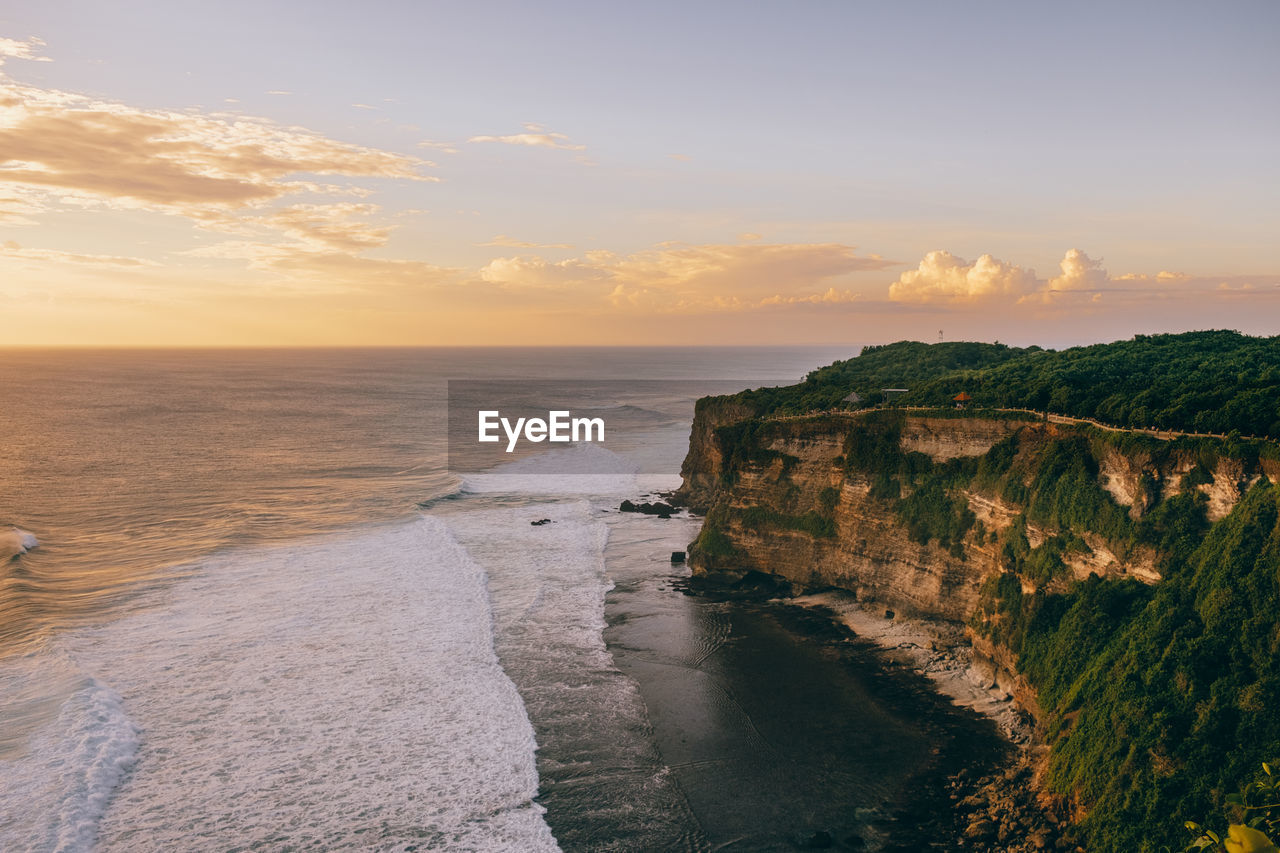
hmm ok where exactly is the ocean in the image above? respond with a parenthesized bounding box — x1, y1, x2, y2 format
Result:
(0, 347, 1001, 852)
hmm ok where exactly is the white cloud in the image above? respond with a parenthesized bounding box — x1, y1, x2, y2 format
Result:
(888, 250, 1039, 303)
(418, 139, 459, 154)
(0, 37, 51, 65)
(1048, 248, 1109, 292)
(468, 126, 586, 151)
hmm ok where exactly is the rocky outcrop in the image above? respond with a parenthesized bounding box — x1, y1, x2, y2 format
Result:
(675, 395, 759, 512)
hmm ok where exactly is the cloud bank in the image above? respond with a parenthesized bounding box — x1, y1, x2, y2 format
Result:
(480, 241, 895, 310)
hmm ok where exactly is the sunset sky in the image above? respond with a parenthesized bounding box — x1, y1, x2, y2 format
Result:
(1, 1, 1276, 347)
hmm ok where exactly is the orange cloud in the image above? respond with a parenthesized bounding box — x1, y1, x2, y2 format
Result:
(478, 241, 895, 311)
(479, 255, 609, 288)
(1114, 270, 1192, 283)
(186, 239, 461, 293)
(759, 287, 860, 306)
(0, 80, 432, 216)
(256, 203, 393, 252)
(1, 239, 158, 267)
(478, 234, 574, 249)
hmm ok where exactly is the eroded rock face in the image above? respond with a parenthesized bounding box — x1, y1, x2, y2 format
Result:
(965, 491, 1019, 535)
(678, 414, 1186, 624)
(712, 481, 995, 622)
(1200, 457, 1252, 522)
(677, 407, 1280, 638)
(899, 416, 1028, 461)
(1097, 446, 1156, 518)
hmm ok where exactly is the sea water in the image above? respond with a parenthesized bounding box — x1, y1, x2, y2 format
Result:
(0, 347, 849, 851)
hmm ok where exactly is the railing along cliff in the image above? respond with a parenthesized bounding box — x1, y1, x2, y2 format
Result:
(760, 405, 1273, 444)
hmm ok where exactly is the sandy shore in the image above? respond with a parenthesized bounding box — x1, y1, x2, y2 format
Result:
(790, 590, 1031, 744)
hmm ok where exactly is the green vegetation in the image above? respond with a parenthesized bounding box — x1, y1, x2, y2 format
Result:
(1018, 436, 1132, 541)
(688, 332, 1280, 851)
(714, 340, 1034, 416)
(690, 507, 738, 559)
(818, 486, 841, 513)
(1182, 764, 1280, 852)
(717, 331, 1280, 438)
(992, 482, 1280, 852)
(735, 505, 837, 538)
(712, 419, 798, 483)
(899, 331, 1280, 438)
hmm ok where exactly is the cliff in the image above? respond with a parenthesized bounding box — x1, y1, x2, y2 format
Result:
(675, 402, 1280, 851)
(676, 410, 1265, 618)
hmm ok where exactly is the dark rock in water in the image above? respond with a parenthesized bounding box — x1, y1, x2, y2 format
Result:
(531, 518, 552, 526)
(670, 551, 686, 563)
(677, 569, 794, 602)
(806, 830, 834, 849)
(884, 609, 895, 619)
(619, 499, 677, 516)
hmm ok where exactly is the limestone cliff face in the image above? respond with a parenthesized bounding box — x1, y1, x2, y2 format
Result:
(899, 416, 1032, 461)
(676, 410, 1273, 623)
(681, 415, 1009, 621)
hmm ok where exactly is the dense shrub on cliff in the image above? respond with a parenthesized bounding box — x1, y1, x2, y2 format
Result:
(900, 330, 1280, 438)
(722, 340, 1033, 416)
(724, 331, 1280, 439)
(1004, 482, 1280, 852)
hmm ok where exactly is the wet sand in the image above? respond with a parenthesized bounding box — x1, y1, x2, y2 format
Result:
(592, 513, 1008, 852)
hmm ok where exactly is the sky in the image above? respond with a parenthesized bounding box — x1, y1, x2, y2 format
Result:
(0, 0, 1277, 347)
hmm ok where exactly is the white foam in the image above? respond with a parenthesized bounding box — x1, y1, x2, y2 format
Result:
(441, 500, 696, 843)
(462, 443, 640, 496)
(0, 655, 141, 853)
(1, 527, 39, 560)
(1, 517, 560, 852)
